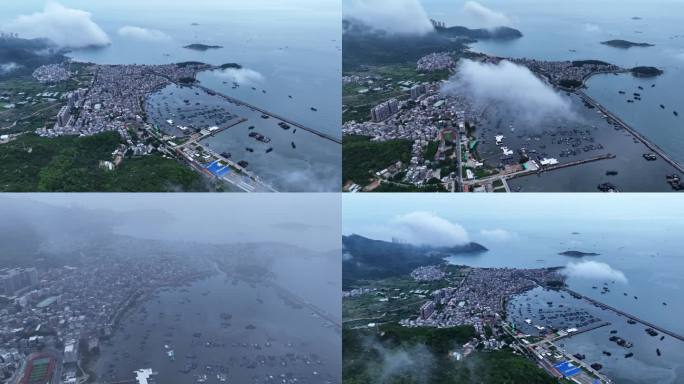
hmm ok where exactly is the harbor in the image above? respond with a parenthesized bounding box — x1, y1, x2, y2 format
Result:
(576, 90, 684, 175)
(506, 285, 684, 383)
(145, 80, 340, 192)
(496, 91, 683, 192)
(94, 272, 340, 384)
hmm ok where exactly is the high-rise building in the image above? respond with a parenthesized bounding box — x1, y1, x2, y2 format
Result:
(410, 84, 427, 100)
(420, 300, 436, 320)
(57, 106, 71, 127)
(63, 340, 79, 364)
(370, 99, 399, 122)
(0, 267, 38, 296)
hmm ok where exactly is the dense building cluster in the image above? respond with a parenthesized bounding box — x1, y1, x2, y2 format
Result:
(343, 82, 475, 186)
(32, 63, 71, 83)
(342, 75, 365, 85)
(36, 63, 209, 138)
(0, 268, 38, 296)
(410, 265, 446, 281)
(342, 287, 378, 298)
(498, 57, 622, 86)
(370, 98, 399, 122)
(0, 251, 209, 383)
(401, 268, 565, 333)
(343, 86, 473, 143)
(417, 52, 456, 72)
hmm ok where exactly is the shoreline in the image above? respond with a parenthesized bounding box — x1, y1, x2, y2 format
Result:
(467, 49, 683, 188)
(83, 271, 215, 381)
(465, 46, 684, 173)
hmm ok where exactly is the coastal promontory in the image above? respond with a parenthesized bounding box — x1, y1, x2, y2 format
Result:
(559, 250, 600, 257)
(601, 39, 654, 49)
(183, 43, 223, 51)
(631, 66, 664, 77)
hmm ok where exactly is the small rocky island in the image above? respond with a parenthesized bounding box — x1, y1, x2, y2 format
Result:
(559, 250, 600, 257)
(631, 66, 664, 77)
(436, 25, 523, 40)
(183, 43, 223, 51)
(220, 63, 242, 70)
(601, 39, 654, 49)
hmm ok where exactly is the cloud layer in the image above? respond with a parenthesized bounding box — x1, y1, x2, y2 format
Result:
(0, 62, 21, 75)
(479, 228, 516, 241)
(563, 260, 628, 283)
(344, 0, 434, 35)
(3, 1, 110, 48)
(463, 1, 511, 28)
(388, 211, 470, 247)
(215, 68, 265, 84)
(583, 23, 601, 33)
(117, 26, 171, 42)
(442, 59, 574, 126)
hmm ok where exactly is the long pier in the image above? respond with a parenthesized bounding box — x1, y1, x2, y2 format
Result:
(150, 69, 341, 144)
(196, 85, 341, 144)
(469, 153, 616, 186)
(577, 90, 684, 174)
(549, 321, 611, 342)
(515, 153, 617, 178)
(212, 261, 341, 330)
(267, 281, 342, 331)
(564, 288, 684, 342)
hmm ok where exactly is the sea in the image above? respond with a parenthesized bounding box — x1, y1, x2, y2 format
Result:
(445, 215, 684, 383)
(1, 0, 341, 191)
(423, 0, 684, 166)
(343, 193, 684, 383)
(93, 268, 341, 384)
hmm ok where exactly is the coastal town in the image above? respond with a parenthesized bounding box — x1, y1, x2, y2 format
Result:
(0, 248, 210, 384)
(343, 263, 619, 383)
(2, 60, 284, 192)
(1, 49, 341, 192)
(342, 49, 683, 193)
(399, 267, 563, 330)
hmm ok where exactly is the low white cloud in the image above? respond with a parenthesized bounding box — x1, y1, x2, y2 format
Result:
(0, 62, 21, 75)
(442, 59, 574, 126)
(344, 0, 434, 35)
(118, 26, 171, 42)
(387, 211, 470, 247)
(479, 228, 516, 241)
(463, 1, 511, 28)
(583, 23, 601, 33)
(676, 52, 684, 61)
(563, 261, 627, 283)
(215, 68, 265, 85)
(3, 1, 110, 48)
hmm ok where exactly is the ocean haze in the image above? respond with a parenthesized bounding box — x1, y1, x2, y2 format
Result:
(343, 193, 684, 335)
(21, 193, 341, 253)
(419, 0, 684, 165)
(344, 193, 684, 383)
(1, 193, 342, 383)
(1, 0, 341, 136)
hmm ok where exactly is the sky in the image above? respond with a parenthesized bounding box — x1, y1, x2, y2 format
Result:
(418, 0, 684, 25)
(1, 0, 339, 20)
(9, 193, 341, 252)
(344, 0, 684, 32)
(0, 0, 341, 48)
(343, 193, 684, 244)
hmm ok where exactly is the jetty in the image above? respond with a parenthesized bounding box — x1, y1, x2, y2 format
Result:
(577, 90, 684, 174)
(564, 288, 684, 342)
(196, 84, 341, 144)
